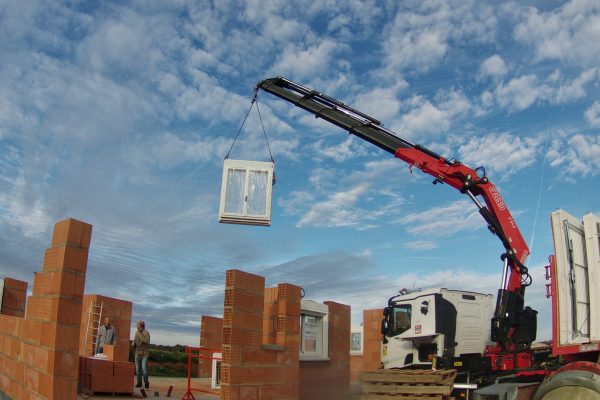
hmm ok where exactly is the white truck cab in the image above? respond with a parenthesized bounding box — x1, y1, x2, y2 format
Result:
(381, 288, 494, 369)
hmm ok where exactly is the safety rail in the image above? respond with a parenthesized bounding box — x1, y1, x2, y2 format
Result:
(181, 346, 222, 400)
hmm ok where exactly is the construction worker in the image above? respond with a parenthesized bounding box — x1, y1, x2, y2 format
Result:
(95, 316, 116, 354)
(133, 320, 151, 389)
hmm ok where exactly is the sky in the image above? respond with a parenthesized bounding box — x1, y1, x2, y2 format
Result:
(0, 0, 599, 346)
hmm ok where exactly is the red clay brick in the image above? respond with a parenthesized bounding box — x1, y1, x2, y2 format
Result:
(51, 218, 93, 249)
(277, 284, 301, 303)
(42, 246, 89, 274)
(225, 270, 265, 293)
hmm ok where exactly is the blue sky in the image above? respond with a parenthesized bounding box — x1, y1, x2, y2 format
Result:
(1, 1, 599, 345)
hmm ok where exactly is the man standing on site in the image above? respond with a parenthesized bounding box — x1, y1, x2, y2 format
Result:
(95, 316, 116, 355)
(133, 320, 151, 389)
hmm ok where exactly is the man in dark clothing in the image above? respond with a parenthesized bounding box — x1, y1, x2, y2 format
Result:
(95, 316, 116, 354)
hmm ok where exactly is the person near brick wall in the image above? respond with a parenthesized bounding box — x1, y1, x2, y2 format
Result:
(95, 316, 116, 354)
(132, 320, 151, 388)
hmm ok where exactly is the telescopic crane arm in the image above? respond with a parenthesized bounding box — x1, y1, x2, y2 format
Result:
(255, 76, 537, 351)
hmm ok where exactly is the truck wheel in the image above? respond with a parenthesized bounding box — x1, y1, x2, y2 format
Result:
(534, 362, 600, 400)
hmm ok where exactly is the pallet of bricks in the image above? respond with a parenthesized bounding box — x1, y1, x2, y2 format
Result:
(79, 356, 135, 396)
(359, 369, 457, 400)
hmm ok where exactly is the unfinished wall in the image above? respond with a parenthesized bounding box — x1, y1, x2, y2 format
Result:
(350, 309, 383, 382)
(299, 301, 350, 400)
(221, 270, 301, 400)
(0, 218, 92, 400)
(201, 269, 352, 400)
(199, 316, 223, 378)
(78, 294, 132, 361)
(1, 278, 28, 318)
(362, 309, 383, 371)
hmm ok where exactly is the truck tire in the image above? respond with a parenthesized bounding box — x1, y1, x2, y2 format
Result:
(534, 362, 600, 400)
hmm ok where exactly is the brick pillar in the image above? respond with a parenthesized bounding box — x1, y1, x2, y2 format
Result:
(1, 277, 28, 317)
(362, 309, 384, 371)
(220, 270, 301, 400)
(26, 218, 93, 399)
(199, 316, 223, 378)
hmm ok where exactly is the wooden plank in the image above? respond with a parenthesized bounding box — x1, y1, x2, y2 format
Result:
(362, 383, 451, 395)
(360, 394, 443, 400)
(360, 369, 456, 385)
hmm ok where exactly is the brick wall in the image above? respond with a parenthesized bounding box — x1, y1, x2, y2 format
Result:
(299, 301, 351, 400)
(361, 309, 383, 372)
(350, 309, 384, 382)
(221, 270, 301, 400)
(78, 294, 132, 361)
(1, 278, 28, 318)
(199, 316, 223, 378)
(0, 218, 92, 400)
(199, 270, 353, 400)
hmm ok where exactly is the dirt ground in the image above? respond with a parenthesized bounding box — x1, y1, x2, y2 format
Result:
(78, 377, 362, 399)
(78, 377, 219, 399)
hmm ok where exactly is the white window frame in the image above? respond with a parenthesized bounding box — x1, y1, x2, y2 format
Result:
(350, 325, 363, 355)
(219, 159, 274, 226)
(300, 300, 329, 361)
(0, 278, 4, 311)
(211, 352, 222, 389)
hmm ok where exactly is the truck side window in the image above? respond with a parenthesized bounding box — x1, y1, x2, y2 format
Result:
(392, 305, 412, 336)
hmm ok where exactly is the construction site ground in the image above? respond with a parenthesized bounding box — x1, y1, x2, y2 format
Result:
(77, 377, 219, 399)
(76, 377, 362, 399)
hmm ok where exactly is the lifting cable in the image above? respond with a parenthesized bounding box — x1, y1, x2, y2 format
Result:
(224, 96, 275, 164)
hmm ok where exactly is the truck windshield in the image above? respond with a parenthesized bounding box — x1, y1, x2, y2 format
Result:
(391, 305, 412, 336)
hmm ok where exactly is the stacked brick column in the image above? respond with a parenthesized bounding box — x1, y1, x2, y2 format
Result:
(221, 270, 301, 400)
(199, 316, 223, 378)
(0, 218, 92, 400)
(362, 308, 384, 372)
(0, 278, 28, 317)
(299, 301, 351, 400)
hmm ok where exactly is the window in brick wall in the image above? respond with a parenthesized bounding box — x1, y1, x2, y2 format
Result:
(300, 300, 329, 361)
(0, 278, 4, 310)
(350, 325, 363, 355)
(219, 159, 274, 226)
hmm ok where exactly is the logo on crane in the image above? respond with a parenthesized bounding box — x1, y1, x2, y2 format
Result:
(489, 187, 506, 211)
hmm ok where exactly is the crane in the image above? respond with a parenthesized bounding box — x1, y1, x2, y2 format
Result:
(255, 76, 537, 367)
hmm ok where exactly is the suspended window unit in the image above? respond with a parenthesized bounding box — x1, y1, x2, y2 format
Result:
(219, 159, 274, 226)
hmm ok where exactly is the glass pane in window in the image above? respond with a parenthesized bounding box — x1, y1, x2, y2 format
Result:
(247, 170, 268, 215)
(302, 315, 318, 353)
(224, 169, 246, 214)
(392, 305, 412, 336)
(351, 332, 362, 351)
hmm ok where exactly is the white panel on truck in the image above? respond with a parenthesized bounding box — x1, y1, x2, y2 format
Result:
(551, 210, 590, 345)
(584, 213, 600, 341)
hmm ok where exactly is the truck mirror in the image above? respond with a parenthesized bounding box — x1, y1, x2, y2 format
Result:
(383, 307, 391, 316)
(381, 319, 390, 335)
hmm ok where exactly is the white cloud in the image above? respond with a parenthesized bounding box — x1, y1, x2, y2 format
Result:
(547, 133, 600, 177)
(395, 90, 471, 138)
(380, 1, 497, 74)
(297, 184, 369, 228)
(551, 68, 598, 104)
(399, 200, 486, 237)
(479, 55, 508, 80)
(585, 101, 600, 127)
(403, 240, 438, 251)
(495, 75, 546, 111)
(514, 0, 600, 66)
(270, 40, 347, 80)
(311, 136, 369, 162)
(457, 132, 541, 177)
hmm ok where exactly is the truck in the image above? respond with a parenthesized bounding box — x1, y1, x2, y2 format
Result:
(255, 77, 600, 399)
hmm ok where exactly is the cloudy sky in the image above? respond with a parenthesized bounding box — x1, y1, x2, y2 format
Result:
(1, 0, 599, 345)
